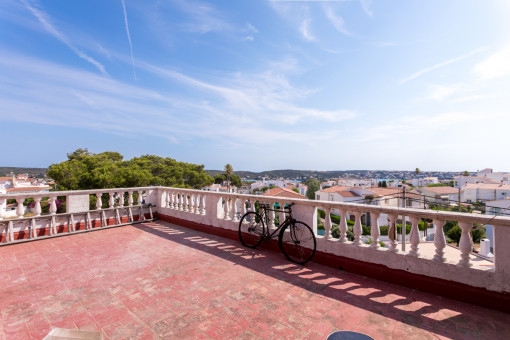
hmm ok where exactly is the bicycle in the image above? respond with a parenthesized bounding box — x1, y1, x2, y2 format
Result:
(238, 202, 316, 265)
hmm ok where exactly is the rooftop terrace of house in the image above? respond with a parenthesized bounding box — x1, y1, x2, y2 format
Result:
(1, 186, 510, 339)
(1, 220, 510, 339)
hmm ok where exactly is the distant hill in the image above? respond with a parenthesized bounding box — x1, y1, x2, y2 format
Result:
(0, 167, 48, 178)
(206, 169, 460, 181)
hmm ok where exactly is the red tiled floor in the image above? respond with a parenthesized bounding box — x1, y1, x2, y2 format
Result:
(1, 221, 509, 339)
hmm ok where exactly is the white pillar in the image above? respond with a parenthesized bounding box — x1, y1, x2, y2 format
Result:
(433, 220, 446, 262)
(109, 193, 115, 208)
(96, 193, 102, 210)
(370, 212, 380, 248)
(458, 222, 473, 267)
(408, 216, 421, 257)
(339, 209, 348, 242)
(128, 191, 134, 206)
(16, 197, 25, 218)
(0, 198, 5, 220)
(34, 197, 42, 217)
(353, 211, 363, 246)
(388, 214, 398, 252)
(324, 207, 332, 240)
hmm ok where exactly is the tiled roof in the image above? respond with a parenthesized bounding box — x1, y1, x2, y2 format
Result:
(6, 186, 50, 192)
(0, 177, 12, 181)
(366, 187, 401, 197)
(337, 191, 359, 197)
(421, 186, 459, 194)
(320, 186, 353, 193)
(263, 187, 306, 199)
(463, 183, 510, 190)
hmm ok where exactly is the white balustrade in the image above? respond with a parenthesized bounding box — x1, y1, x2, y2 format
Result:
(339, 209, 348, 242)
(16, 197, 25, 217)
(353, 211, 363, 246)
(109, 193, 115, 208)
(128, 191, 134, 206)
(458, 222, 473, 267)
(95, 193, 102, 210)
(370, 212, 380, 248)
(388, 214, 398, 252)
(433, 219, 446, 262)
(324, 207, 332, 240)
(408, 216, 421, 257)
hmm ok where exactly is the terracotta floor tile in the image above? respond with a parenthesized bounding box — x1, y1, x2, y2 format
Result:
(1, 221, 509, 340)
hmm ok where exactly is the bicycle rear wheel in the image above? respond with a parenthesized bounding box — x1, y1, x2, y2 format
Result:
(279, 221, 316, 264)
(239, 212, 265, 248)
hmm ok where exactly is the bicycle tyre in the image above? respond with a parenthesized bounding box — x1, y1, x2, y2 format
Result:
(239, 212, 265, 249)
(279, 221, 316, 264)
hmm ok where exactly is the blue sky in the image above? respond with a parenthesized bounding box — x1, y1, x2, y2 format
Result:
(1, 0, 509, 172)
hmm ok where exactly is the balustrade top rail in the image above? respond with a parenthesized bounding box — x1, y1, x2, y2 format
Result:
(0, 186, 155, 200)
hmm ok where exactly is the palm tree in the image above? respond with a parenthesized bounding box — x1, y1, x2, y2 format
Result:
(225, 164, 233, 192)
(415, 167, 420, 175)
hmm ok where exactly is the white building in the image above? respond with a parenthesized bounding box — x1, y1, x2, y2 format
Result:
(476, 168, 510, 185)
(453, 175, 498, 188)
(409, 177, 439, 187)
(484, 198, 510, 254)
(461, 183, 510, 203)
(419, 186, 459, 205)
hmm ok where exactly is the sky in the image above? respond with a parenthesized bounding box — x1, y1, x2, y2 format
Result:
(1, 0, 510, 172)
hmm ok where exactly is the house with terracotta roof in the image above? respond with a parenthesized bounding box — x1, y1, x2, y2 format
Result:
(263, 187, 306, 199)
(454, 175, 499, 188)
(419, 186, 460, 204)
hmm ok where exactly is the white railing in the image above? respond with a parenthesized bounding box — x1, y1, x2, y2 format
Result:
(2, 186, 510, 293)
(0, 187, 156, 242)
(157, 187, 510, 294)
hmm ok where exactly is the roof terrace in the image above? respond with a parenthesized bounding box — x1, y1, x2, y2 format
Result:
(1, 187, 510, 339)
(1, 221, 509, 339)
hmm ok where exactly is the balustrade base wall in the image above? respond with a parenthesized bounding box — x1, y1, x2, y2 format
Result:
(156, 211, 510, 314)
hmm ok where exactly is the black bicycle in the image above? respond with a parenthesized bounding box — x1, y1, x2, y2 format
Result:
(238, 202, 316, 264)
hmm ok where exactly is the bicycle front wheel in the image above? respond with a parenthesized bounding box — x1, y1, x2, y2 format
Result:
(279, 221, 316, 264)
(239, 212, 265, 249)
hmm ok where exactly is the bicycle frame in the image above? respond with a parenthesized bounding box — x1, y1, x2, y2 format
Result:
(258, 204, 294, 240)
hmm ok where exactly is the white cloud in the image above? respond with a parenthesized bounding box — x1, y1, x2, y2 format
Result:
(173, 0, 231, 34)
(426, 84, 461, 101)
(299, 18, 315, 41)
(323, 5, 350, 36)
(359, 0, 373, 17)
(19, 0, 107, 75)
(401, 47, 487, 84)
(473, 45, 510, 79)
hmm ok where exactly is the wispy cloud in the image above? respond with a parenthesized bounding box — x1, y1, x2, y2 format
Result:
(19, 0, 107, 75)
(173, 0, 231, 34)
(299, 18, 315, 41)
(121, 0, 136, 81)
(473, 45, 510, 79)
(400, 47, 487, 84)
(426, 84, 461, 101)
(323, 5, 350, 35)
(359, 0, 373, 17)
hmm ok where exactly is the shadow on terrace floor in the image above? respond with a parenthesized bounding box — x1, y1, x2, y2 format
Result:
(136, 221, 510, 340)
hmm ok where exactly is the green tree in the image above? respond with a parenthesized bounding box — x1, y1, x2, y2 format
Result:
(305, 179, 320, 200)
(47, 149, 213, 190)
(292, 187, 299, 193)
(462, 170, 470, 176)
(225, 164, 233, 192)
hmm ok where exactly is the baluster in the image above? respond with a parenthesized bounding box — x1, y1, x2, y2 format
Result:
(128, 191, 134, 206)
(177, 193, 182, 210)
(194, 194, 200, 213)
(388, 214, 398, 252)
(160, 190, 167, 208)
(268, 202, 275, 228)
(353, 211, 363, 246)
(183, 194, 188, 212)
(96, 193, 102, 210)
(223, 196, 230, 220)
(232, 198, 239, 221)
(49, 196, 57, 215)
(139, 190, 144, 205)
(109, 193, 115, 208)
(118, 191, 125, 207)
(16, 197, 25, 218)
(279, 202, 286, 226)
(433, 220, 446, 262)
(339, 209, 348, 242)
(0, 198, 5, 220)
(408, 216, 421, 257)
(458, 222, 473, 267)
(370, 212, 380, 248)
(324, 207, 332, 240)
(201, 195, 206, 215)
(190, 194, 195, 213)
